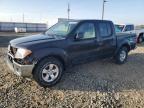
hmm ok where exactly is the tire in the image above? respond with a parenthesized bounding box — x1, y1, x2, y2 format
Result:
(114, 47, 128, 64)
(33, 57, 63, 87)
(138, 35, 143, 43)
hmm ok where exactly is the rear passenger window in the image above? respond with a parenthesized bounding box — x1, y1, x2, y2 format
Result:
(130, 25, 134, 30)
(99, 22, 112, 37)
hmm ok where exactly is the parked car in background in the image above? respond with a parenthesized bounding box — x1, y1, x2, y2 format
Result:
(115, 24, 144, 43)
(7, 20, 136, 87)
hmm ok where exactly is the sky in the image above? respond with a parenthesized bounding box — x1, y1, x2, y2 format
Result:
(0, 0, 144, 26)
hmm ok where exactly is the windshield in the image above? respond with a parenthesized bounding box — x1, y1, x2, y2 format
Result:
(115, 25, 125, 32)
(45, 21, 78, 37)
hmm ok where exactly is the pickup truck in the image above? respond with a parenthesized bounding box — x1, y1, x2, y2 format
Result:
(7, 20, 136, 87)
(115, 24, 144, 43)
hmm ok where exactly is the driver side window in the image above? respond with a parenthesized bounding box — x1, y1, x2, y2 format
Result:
(76, 23, 96, 39)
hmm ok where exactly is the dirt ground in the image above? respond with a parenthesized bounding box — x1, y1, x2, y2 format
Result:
(0, 32, 144, 108)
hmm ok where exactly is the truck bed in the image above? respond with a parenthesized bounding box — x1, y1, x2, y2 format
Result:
(116, 32, 136, 50)
(116, 32, 136, 38)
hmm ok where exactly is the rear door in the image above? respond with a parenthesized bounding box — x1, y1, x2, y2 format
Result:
(97, 21, 116, 57)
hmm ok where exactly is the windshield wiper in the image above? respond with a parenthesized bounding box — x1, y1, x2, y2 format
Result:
(45, 33, 57, 38)
(48, 34, 65, 38)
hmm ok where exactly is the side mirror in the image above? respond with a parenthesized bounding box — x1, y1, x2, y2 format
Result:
(75, 32, 84, 41)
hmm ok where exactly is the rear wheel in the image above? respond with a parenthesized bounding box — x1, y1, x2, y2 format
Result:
(114, 47, 128, 64)
(33, 57, 63, 87)
(138, 35, 144, 43)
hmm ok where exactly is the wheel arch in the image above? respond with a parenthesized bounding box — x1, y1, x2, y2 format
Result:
(138, 32, 144, 39)
(37, 55, 65, 69)
(137, 32, 144, 43)
(120, 44, 131, 52)
(115, 42, 130, 56)
(138, 32, 144, 37)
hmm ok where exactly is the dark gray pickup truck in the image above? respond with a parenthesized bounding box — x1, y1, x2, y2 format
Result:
(7, 20, 136, 87)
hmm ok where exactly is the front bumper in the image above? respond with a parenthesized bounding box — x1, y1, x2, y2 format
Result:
(7, 53, 34, 77)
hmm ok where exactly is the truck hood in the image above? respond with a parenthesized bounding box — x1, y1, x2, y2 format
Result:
(10, 34, 64, 47)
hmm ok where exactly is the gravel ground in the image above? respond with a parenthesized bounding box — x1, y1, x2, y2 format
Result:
(0, 33, 144, 108)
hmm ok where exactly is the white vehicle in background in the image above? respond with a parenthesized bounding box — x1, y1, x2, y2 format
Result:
(115, 24, 144, 43)
(14, 27, 26, 33)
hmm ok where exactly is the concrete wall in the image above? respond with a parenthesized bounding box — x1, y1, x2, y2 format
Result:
(0, 22, 48, 32)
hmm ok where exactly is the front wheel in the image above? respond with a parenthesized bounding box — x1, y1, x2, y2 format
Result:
(33, 57, 63, 87)
(114, 47, 128, 64)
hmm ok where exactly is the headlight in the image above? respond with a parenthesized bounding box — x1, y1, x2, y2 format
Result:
(8, 45, 10, 51)
(15, 48, 32, 59)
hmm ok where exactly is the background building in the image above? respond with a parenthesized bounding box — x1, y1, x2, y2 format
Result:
(0, 22, 48, 32)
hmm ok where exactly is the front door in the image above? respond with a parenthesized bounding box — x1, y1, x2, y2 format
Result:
(67, 22, 100, 64)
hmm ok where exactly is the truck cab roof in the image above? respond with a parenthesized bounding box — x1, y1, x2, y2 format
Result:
(59, 19, 113, 23)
